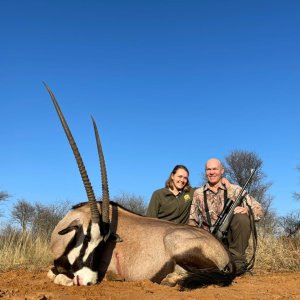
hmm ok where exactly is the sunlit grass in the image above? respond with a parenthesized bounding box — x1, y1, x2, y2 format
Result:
(0, 228, 52, 271)
(254, 233, 300, 272)
(0, 226, 299, 273)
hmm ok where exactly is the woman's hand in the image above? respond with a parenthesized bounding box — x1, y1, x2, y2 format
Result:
(221, 177, 231, 188)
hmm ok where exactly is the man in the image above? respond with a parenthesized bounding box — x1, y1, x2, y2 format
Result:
(188, 158, 264, 275)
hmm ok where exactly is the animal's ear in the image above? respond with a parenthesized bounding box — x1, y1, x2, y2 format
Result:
(58, 219, 81, 235)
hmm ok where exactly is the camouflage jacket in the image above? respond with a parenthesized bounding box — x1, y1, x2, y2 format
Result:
(188, 183, 264, 229)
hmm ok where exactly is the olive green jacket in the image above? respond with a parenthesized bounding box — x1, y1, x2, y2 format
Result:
(146, 187, 195, 224)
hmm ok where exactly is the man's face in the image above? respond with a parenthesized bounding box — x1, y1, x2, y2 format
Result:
(205, 159, 224, 186)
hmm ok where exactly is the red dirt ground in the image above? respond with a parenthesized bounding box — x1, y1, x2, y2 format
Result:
(0, 269, 299, 299)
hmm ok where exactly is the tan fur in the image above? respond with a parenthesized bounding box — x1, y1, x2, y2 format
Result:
(50, 202, 231, 284)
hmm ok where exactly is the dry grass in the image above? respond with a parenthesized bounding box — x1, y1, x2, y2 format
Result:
(0, 228, 299, 273)
(254, 233, 300, 272)
(0, 229, 52, 271)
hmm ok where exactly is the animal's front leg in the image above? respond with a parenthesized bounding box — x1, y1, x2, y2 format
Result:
(47, 269, 74, 286)
(160, 265, 187, 287)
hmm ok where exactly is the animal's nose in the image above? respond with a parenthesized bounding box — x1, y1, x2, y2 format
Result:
(87, 282, 92, 286)
(73, 275, 80, 286)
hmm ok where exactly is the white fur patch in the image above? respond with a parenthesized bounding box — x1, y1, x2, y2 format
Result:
(68, 243, 83, 265)
(73, 267, 98, 286)
(54, 274, 74, 286)
(47, 269, 56, 281)
(83, 223, 101, 262)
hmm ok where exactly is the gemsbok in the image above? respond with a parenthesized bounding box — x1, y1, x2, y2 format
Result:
(44, 83, 236, 289)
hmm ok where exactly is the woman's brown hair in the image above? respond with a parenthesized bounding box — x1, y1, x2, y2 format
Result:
(165, 164, 191, 192)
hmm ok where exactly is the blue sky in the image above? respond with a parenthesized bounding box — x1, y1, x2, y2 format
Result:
(0, 1, 299, 221)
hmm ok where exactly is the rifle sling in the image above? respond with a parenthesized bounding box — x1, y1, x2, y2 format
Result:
(245, 203, 258, 271)
(203, 188, 227, 229)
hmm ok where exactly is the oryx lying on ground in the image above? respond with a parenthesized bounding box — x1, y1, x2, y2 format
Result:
(45, 84, 236, 289)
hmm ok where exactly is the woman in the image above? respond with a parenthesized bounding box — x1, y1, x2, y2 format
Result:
(146, 165, 194, 224)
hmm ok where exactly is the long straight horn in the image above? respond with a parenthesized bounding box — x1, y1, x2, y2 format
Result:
(44, 83, 100, 224)
(91, 117, 110, 225)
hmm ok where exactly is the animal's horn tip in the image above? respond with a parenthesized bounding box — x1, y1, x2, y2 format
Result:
(43, 82, 52, 94)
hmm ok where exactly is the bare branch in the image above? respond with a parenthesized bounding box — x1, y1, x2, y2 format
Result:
(111, 192, 147, 215)
(0, 191, 10, 202)
(11, 199, 35, 233)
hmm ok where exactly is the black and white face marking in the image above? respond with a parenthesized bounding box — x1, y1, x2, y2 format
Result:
(55, 221, 103, 286)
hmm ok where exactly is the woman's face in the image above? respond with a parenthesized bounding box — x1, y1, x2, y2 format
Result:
(171, 168, 189, 192)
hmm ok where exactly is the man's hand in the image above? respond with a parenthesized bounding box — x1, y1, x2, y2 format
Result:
(234, 206, 249, 214)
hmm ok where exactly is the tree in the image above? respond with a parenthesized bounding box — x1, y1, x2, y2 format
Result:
(0, 191, 9, 202)
(279, 209, 300, 237)
(112, 192, 147, 215)
(11, 199, 35, 233)
(0, 191, 10, 218)
(9, 199, 70, 239)
(31, 201, 71, 239)
(225, 150, 271, 201)
(293, 164, 300, 201)
(224, 150, 274, 232)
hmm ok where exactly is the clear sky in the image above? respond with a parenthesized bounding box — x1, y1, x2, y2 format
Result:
(0, 1, 299, 220)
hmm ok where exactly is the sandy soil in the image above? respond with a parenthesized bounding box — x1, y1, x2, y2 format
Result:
(0, 269, 299, 300)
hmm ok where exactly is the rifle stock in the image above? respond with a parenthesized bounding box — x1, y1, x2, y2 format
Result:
(210, 168, 257, 241)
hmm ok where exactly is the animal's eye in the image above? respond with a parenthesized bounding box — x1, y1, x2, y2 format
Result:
(84, 235, 91, 242)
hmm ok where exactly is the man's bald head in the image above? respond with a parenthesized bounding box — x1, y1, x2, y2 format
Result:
(205, 158, 224, 186)
(205, 158, 223, 170)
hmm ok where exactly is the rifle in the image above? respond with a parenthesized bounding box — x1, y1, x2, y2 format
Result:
(210, 168, 257, 242)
